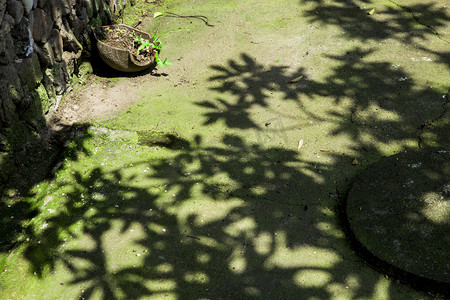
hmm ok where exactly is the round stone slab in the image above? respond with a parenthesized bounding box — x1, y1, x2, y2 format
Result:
(346, 149, 449, 283)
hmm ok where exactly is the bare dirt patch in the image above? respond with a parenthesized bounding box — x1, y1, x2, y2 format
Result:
(48, 77, 141, 126)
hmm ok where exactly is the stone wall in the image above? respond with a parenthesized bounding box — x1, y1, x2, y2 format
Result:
(0, 0, 131, 183)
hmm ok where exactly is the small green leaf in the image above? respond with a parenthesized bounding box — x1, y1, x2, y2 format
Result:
(154, 12, 164, 18)
(290, 75, 303, 83)
(368, 8, 375, 15)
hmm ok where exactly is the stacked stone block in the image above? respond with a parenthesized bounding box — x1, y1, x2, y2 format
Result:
(0, 0, 130, 183)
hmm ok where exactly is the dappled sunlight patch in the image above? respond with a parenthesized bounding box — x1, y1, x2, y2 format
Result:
(146, 293, 177, 300)
(148, 222, 170, 236)
(145, 279, 177, 292)
(265, 233, 341, 269)
(253, 231, 273, 256)
(196, 252, 211, 264)
(345, 275, 360, 290)
(184, 271, 209, 284)
(243, 166, 255, 175)
(173, 198, 245, 227)
(421, 191, 450, 224)
(224, 217, 257, 239)
(357, 132, 417, 155)
(264, 169, 276, 180)
(326, 274, 360, 297)
(315, 222, 345, 238)
(193, 236, 225, 250)
(155, 262, 174, 274)
(372, 276, 390, 299)
(320, 207, 336, 217)
(154, 187, 181, 207)
(229, 246, 247, 274)
(300, 168, 326, 184)
(249, 185, 268, 196)
(244, 286, 261, 297)
(352, 103, 402, 124)
(294, 269, 331, 288)
(102, 221, 148, 270)
(61, 232, 97, 253)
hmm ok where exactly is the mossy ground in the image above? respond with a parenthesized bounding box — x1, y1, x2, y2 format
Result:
(1, 0, 449, 298)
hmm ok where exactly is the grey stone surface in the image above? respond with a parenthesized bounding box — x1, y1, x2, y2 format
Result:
(0, 64, 23, 105)
(50, 28, 63, 61)
(60, 18, 83, 54)
(37, 0, 47, 8)
(0, 32, 14, 64)
(347, 149, 450, 283)
(1, 12, 15, 36)
(32, 7, 52, 42)
(0, 0, 6, 24)
(0, 85, 16, 127)
(60, 0, 72, 15)
(41, 41, 55, 66)
(15, 52, 43, 90)
(50, 62, 70, 95)
(21, 0, 33, 15)
(6, 0, 24, 24)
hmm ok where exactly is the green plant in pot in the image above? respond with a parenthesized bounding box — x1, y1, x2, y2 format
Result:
(134, 36, 172, 66)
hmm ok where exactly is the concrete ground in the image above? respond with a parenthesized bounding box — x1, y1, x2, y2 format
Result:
(0, 0, 449, 299)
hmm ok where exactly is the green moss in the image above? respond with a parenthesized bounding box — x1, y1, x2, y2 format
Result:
(137, 130, 190, 149)
(88, 15, 103, 27)
(86, 0, 95, 17)
(77, 61, 93, 85)
(35, 84, 51, 114)
(17, 53, 43, 90)
(21, 87, 46, 130)
(420, 96, 450, 149)
(121, 0, 163, 26)
(8, 85, 22, 104)
(0, 152, 14, 182)
(71, 73, 79, 86)
(2, 113, 32, 152)
(2, 0, 450, 299)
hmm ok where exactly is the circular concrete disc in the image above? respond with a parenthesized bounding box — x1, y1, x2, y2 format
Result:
(346, 149, 450, 283)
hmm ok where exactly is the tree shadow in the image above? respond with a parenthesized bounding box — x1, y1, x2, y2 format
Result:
(300, 48, 445, 147)
(197, 51, 445, 150)
(196, 53, 306, 129)
(14, 123, 448, 299)
(0, 0, 105, 261)
(17, 131, 387, 299)
(2, 39, 449, 300)
(299, 0, 449, 44)
(0, 114, 91, 260)
(299, 0, 450, 71)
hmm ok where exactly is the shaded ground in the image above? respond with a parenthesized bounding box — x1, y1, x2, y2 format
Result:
(347, 149, 449, 289)
(1, 0, 449, 299)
